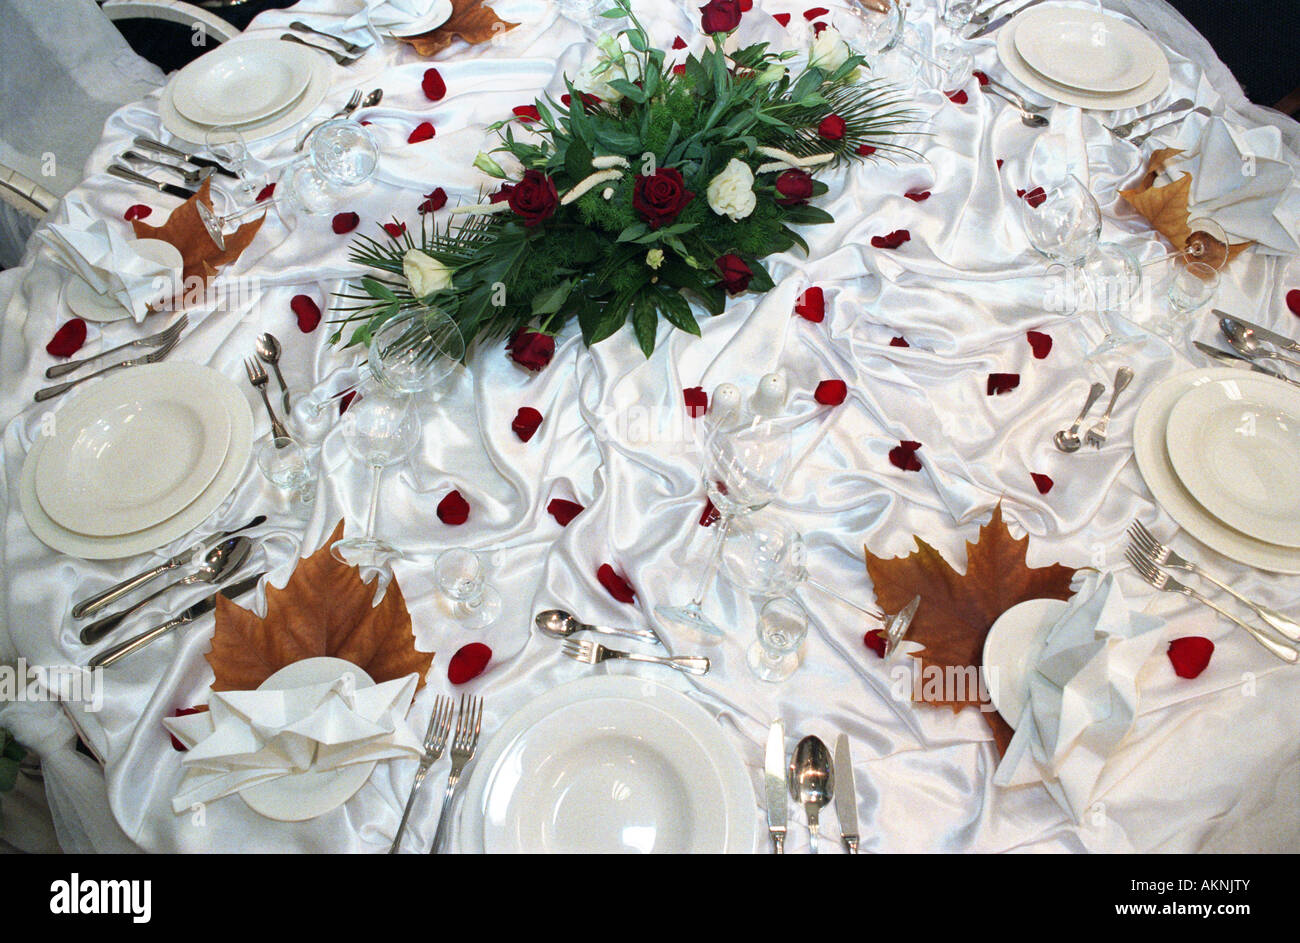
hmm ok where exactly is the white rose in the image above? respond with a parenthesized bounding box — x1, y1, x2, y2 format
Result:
(809, 26, 850, 72)
(706, 158, 756, 222)
(403, 249, 453, 297)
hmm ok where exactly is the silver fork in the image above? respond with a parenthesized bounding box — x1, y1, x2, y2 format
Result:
(1084, 366, 1134, 449)
(1128, 522, 1300, 642)
(1106, 98, 1195, 138)
(279, 33, 364, 66)
(561, 638, 711, 676)
(244, 358, 291, 439)
(1125, 549, 1299, 663)
(429, 694, 483, 854)
(389, 695, 454, 854)
(289, 20, 367, 54)
(294, 89, 363, 153)
(35, 335, 180, 402)
(1128, 107, 1212, 147)
(45, 315, 187, 379)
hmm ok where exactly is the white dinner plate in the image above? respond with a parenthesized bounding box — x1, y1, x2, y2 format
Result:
(35, 367, 232, 536)
(385, 0, 454, 37)
(982, 598, 1069, 728)
(460, 676, 757, 854)
(1013, 7, 1158, 94)
(64, 239, 184, 324)
(1133, 368, 1300, 574)
(171, 39, 313, 127)
(1164, 374, 1300, 548)
(160, 43, 330, 146)
(19, 363, 253, 560)
(997, 6, 1170, 111)
(241, 658, 377, 822)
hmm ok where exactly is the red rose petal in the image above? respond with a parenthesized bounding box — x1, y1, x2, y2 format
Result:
(383, 221, 407, 238)
(597, 564, 636, 604)
(987, 372, 1020, 395)
(889, 336, 910, 347)
(547, 498, 584, 526)
(871, 229, 910, 249)
(856, 144, 877, 156)
(338, 389, 357, 415)
(973, 70, 990, 86)
(1287, 289, 1300, 317)
(683, 386, 708, 418)
(803, 6, 829, 19)
(123, 203, 152, 222)
(256, 183, 276, 202)
(448, 643, 492, 684)
(512, 406, 543, 442)
(1030, 473, 1054, 494)
(864, 630, 887, 658)
(1167, 637, 1214, 679)
(945, 90, 969, 104)
(408, 121, 435, 143)
(904, 189, 931, 202)
(700, 498, 720, 527)
(672, 63, 687, 75)
(419, 188, 447, 214)
(818, 114, 846, 140)
(437, 489, 470, 525)
(996, 159, 1004, 170)
(167, 706, 206, 751)
(1022, 186, 1046, 208)
(512, 104, 540, 123)
(290, 295, 321, 333)
(673, 35, 687, 48)
(46, 318, 87, 358)
(1027, 330, 1053, 359)
(331, 212, 359, 234)
(794, 286, 825, 322)
(814, 379, 848, 405)
(1016, 188, 1025, 198)
(773, 12, 791, 26)
(813, 20, 828, 34)
(889, 440, 922, 472)
(422, 68, 446, 101)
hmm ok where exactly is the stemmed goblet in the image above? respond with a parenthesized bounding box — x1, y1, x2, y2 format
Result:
(368, 306, 465, 396)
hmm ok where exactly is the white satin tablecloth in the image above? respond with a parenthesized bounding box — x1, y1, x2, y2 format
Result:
(2, 0, 1300, 853)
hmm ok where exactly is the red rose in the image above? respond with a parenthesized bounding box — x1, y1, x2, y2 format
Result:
(383, 222, 406, 238)
(332, 212, 359, 234)
(508, 329, 555, 371)
(437, 489, 470, 525)
(794, 286, 824, 322)
(547, 499, 584, 526)
(561, 92, 602, 111)
(818, 114, 846, 140)
(814, 379, 847, 405)
(123, 204, 151, 222)
(1027, 330, 1052, 359)
(683, 386, 708, 417)
(633, 167, 694, 230)
(700, 0, 743, 33)
(290, 295, 321, 333)
(889, 440, 922, 472)
(419, 187, 447, 214)
(512, 104, 540, 123)
(512, 406, 544, 441)
(715, 254, 752, 294)
(597, 564, 636, 604)
(986, 373, 1019, 395)
(506, 169, 558, 227)
(422, 68, 446, 101)
(408, 121, 435, 143)
(46, 318, 87, 358)
(1168, 637, 1214, 679)
(448, 643, 492, 684)
(1030, 473, 1054, 494)
(775, 169, 814, 206)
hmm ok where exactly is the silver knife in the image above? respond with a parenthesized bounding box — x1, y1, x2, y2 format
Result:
(1211, 310, 1300, 354)
(765, 720, 787, 854)
(107, 164, 196, 200)
(968, 0, 1047, 38)
(133, 136, 238, 179)
(1192, 341, 1294, 382)
(834, 734, 859, 854)
(87, 572, 264, 669)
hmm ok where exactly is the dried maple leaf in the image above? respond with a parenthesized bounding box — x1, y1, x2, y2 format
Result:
(397, 0, 517, 57)
(130, 178, 262, 289)
(1121, 154, 1252, 263)
(205, 521, 432, 692)
(864, 503, 1076, 754)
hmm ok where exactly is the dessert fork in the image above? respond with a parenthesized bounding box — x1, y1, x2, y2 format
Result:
(561, 638, 710, 675)
(429, 694, 483, 854)
(1084, 366, 1134, 449)
(45, 315, 187, 379)
(389, 695, 454, 854)
(1125, 549, 1298, 663)
(244, 357, 291, 440)
(35, 335, 180, 402)
(1128, 522, 1300, 641)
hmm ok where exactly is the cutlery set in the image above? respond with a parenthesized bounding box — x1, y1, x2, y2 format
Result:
(390, 694, 483, 854)
(280, 25, 368, 66)
(244, 332, 293, 439)
(1052, 366, 1135, 452)
(36, 315, 187, 402)
(535, 608, 712, 675)
(766, 721, 859, 853)
(107, 137, 238, 201)
(1197, 312, 1300, 386)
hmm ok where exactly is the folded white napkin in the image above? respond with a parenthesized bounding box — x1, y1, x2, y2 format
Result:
(36, 198, 176, 322)
(341, 0, 444, 41)
(163, 671, 422, 813)
(1174, 116, 1300, 255)
(994, 572, 1165, 822)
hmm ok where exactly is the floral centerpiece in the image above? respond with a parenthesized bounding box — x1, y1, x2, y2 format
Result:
(334, 0, 918, 362)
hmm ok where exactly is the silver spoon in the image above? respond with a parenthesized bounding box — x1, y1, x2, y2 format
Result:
(788, 736, 834, 854)
(534, 609, 663, 646)
(257, 333, 292, 413)
(79, 537, 253, 645)
(1220, 317, 1300, 371)
(1053, 381, 1107, 453)
(980, 86, 1049, 127)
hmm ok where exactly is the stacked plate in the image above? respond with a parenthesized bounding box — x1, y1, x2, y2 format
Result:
(20, 362, 253, 560)
(997, 4, 1170, 110)
(1134, 368, 1300, 573)
(160, 39, 331, 145)
(459, 676, 757, 853)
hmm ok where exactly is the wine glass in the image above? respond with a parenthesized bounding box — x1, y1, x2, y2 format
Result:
(654, 416, 793, 640)
(204, 124, 260, 205)
(749, 597, 809, 682)
(1079, 241, 1143, 361)
(435, 548, 502, 629)
(196, 160, 335, 249)
(837, 0, 918, 84)
(1141, 218, 1231, 271)
(368, 306, 465, 396)
(332, 388, 421, 569)
(256, 436, 316, 505)
(308, 119, 379, 188)
(1149, 261, 1219, 343)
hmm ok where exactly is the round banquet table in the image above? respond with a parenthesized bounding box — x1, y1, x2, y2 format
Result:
(2, 0, 1300, 854)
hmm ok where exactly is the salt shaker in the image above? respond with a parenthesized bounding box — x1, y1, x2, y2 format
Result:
(749, 371, 788, 418)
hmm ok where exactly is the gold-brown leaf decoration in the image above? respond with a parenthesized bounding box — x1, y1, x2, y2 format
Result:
(130, 178, 262, 289)
(397, 0, 517, 57)
(205, 521, 433, 692)
(865, 503, 1077, 754)
(1120, 150, 1252, 263)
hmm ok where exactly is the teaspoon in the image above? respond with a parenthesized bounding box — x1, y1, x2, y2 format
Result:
(256, 332, 292, 413)
(1220, 317, 1300, 371)
(534, 609, 663, 646)
(1053, 381, 1107, 453)
(789, 736, 834, 854)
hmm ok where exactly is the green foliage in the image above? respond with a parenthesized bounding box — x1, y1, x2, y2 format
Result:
(0, 729, 25, 794)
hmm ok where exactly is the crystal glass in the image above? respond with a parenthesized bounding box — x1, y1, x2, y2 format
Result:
(256, 436, 316, 505)
(1142, 217, 1231, 271)
(749, 597, 809, 682)
(332, 389, 421, 569)
(654, 417, 793, 640)
(1149, 261, 1219, 343)
(942, 0, 975, 30)
(204, 124, 259, 205)
(1079, 241, 1143, 361)
(368, 307, 465, 396)
(435, 548, 502, 629)
(308, 119, 379, 188)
